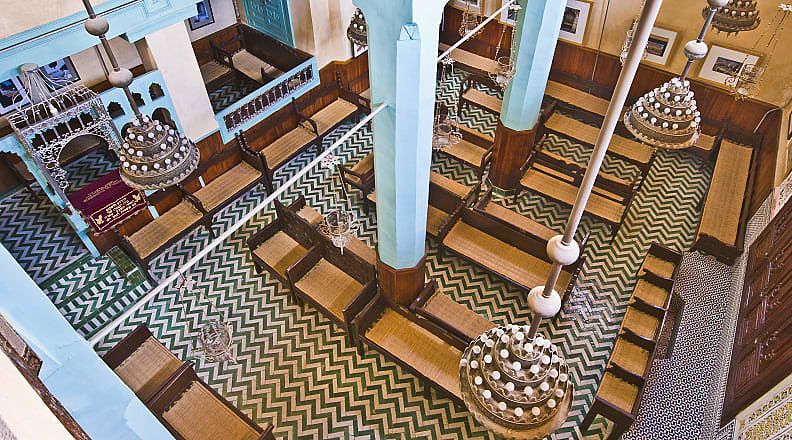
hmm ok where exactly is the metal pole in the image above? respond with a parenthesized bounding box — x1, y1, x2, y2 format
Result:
(680, 6, 718, 81)
(528, 0, 664, 339)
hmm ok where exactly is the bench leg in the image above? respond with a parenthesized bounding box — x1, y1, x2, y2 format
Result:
(580, 401, 599, 433)
(356, 340, 365, 356)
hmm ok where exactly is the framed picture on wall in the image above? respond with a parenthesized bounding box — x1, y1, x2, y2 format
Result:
(558, 0, 592, 45)
(352, 42, 368, 58)
(451, 0, 485, 15)
(0, 77, 30, 115)
(499, 2, 519, 26)
(188, 0, 215, 31)
(697, 44, 761, 87)
(39, 57, 81, 89)
(643, 26, 678, 66)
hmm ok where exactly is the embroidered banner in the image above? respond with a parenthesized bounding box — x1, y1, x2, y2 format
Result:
(69, 170, 147, 233)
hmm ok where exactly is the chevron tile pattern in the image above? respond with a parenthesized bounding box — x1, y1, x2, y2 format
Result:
(3, 66, 743, 439)
(209, 77, 263, 113)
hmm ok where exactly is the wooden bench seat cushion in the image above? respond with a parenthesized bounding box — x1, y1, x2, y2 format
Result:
(199, 61, 231, 85)
(438, 43, 497, 73)
(366, 308, 462, 399)
(632, 278, 670, 309)
(699, 141, 753, 247)
(113, 336, 181, 401)
(695, 133, 716, 152)
(129, 201, 203, 259)
(610, 338, 650, 376)
(462, 88, 502, 114)
(345, 152, 375, 186)
(312, 99, 358, 135)
(520, 168, 624, 224)
(430, 172, 470, 199)
(441, 139, 487, 167)
(232, 49, 282, 83)
(254, 231, 309, 277)
(640, 254, 675, 279)
(621, 306, 660, 341)
(262, 126, 316, 169)
(295, 259, 362, 320)
(424, 292, 495, 340)
(597, 371, 639, 413)
(545, 80, 610, 117)
(544, 113, 653, 165)
(458, 122, 494, 144)
(445, 221, 572, 291)
(479, 200, 556, 242)
(296, 204, 323, 226)
(194, 161, 262, 211)
(162, 381, 261, 440)
(540, 150, 631, 187)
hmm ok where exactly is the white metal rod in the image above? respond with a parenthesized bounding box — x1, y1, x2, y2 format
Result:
(89, 103, 388, 345)
(437, 0, 517, 62)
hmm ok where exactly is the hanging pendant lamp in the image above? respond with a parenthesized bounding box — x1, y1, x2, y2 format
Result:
(347, 8, 368, 48)
(319, 163, 359, 253)
(488, 4, 520, 90)
(709, 0, 761, 34)
(81, 0, 199, 190)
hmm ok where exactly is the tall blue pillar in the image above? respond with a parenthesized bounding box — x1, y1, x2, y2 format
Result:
(489, 0, 566, 190)
(353, 0, 447, 305)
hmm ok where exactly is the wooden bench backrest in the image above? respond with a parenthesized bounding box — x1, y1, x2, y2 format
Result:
(319, 239, 376, 285)
(647, 243, 682, 267)
(118, 187, 183, 236)
(459, 208, 550, 262)
(429, 180, 463, 214)
(273, 197, 320, 249)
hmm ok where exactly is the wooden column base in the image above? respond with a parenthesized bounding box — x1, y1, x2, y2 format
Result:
(377, 256, 427, 307)
(488, 121, 538, 190)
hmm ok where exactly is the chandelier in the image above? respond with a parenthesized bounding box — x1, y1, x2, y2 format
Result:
(81, 0, 199, 190)
(433, 58, 462, 151)
(724, 3, 790, 100)
(459, 2, 483, 37)
(489, 4, 520, 90)
(347, 8, 368, 48)
(8, 64, 119, 192)
(319, 162, 359, 253)
(177, 275, 236, 364)
(625, 0, 727, 149)
(709, 0, 761, 34)
(459, 328, 572, 439)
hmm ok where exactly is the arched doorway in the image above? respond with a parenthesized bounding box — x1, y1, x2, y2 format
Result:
(60, 134, 114, 192)
(151, 107, 177, 129)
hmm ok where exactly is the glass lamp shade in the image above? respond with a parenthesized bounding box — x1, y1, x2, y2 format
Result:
(459, 12, 482, 37)
(432, 119, 462, 150)
(197, 319, 235, 363)
(724, 63, 764, 100)
(492, 56, 516, 90)
(319, 208, 359, 253)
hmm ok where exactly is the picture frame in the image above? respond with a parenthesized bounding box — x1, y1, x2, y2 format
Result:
(188, 0, 215, 31)
(39, 56, 81, 89)
(558, 0, 593, 45)
(451, 0, 485, 15)
(352, 42, 368, 58)
(0, 77, 30, 115)
(643, 25, 679, 67)
(697, 44, 762, 88)
(499, 2, 519, 26)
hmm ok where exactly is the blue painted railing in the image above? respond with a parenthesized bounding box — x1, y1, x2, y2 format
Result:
(215, 57, 319, 143)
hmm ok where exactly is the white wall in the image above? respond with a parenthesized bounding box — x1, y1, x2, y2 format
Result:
(289, 0, 355, 68)
(0, 0, 113, 39)
(69, 37, 143, 88)
(185, 0, 238, 42)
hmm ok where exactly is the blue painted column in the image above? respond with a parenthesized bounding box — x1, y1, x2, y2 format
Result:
(488, 0, 566, 190)
(353, 0, 446, 305)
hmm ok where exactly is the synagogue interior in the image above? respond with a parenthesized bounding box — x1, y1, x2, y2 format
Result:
(0, 0, 791, 439)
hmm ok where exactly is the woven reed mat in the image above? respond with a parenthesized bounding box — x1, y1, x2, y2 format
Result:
(313, 99, 358, 135)
(430, 172, 470, 198)
(480, 200, 556, 242)
(545, 80, 610, 117)
(544, 113, 653, 164)
(231, 50, 270, 83)
(699, 141, 752, 246)
(195, 162, 261, 211)
(424, 292, 495, 341)
(631, 279, 670, 309)
(199, 62, 230, 85)
(163, 381, 260, 440)
(253, 232, 308, 277)
(442, 139, 487, 167)
(129, 201, 202, 259)
(621, 307, 660, 342)
(263, 126, 315, 169)
(610, 338, 650, 376)
(114, 337, 180, 401)
(444, 221, 572, 290)
(462, 88, 502, 114)
(438, 43, 497, 73)
(295, 259, 362, 320)
(640, 255, 676, 279)
(426, 205, 448, 237)
(598, 372, 639, 412)
(366, 308, 462, 399)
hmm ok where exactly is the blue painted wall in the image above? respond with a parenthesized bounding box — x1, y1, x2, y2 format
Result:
(0, 243, 174, 439)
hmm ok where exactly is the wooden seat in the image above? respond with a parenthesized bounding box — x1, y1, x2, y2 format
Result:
(199, 61, 231, 86)
(253, 232, 309, 280)
(544, 113, 654, 167)
(540, 149, 633, 189)
(261, 126, 316, 171)
(430, 172, 471, 199)
(694, 140, 754, 264)
(609, 338, 651, 377)
(103, 325, 184, 402)
(436, 119, 494, 179)
(545, 80, 610, 117)
(192, 160, 262, 213)
(295, 204, 322, 226)
(475, 190, 556, 242)
(410, 281, 495, 344)
(631, 277, 670, 310)
(597, 371, 640, 413)
(231, 49, 282, 83)
(641, 254, 676, 279)
(149, 364, 274, 440)
(311, 99, 359, 136)
(438, 43, 497, 76)
(621, 306, 661, 342)
(581, 370, 642, 440)
(129, 201, 204, 260)
(295, 259, 363, 320)
(461, 87, 502, 115)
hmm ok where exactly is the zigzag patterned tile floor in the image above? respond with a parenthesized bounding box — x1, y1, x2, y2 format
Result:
(3, 68, 728, 438)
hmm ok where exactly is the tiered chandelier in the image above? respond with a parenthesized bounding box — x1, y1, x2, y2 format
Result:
(347, 8, 368, 48)
(709, 0, 761, 34)
(625, 0, 729, 149)
(80, 0, 199, 190)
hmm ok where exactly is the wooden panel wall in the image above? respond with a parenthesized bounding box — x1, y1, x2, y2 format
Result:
(190, 25, 241, 66)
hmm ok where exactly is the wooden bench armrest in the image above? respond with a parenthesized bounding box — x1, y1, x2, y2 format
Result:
(351, 293, 386, 338)
(641, 270, 674, 292)
(285, 244, 323, 285)
(437, 203, 464, 243)
(246, 220, 282, 251)
(145, 361, 196, 410)
(257, 424, 275, 440)
(342, 279, 379, 330)
(409, 279, 438, 311)
(647, 243, 682, 266)
(102, 324, 153, 369)
(211, 42, 235, 69)
(620, 327, 657, 351)
(175, 185, 209, 215)
(464, 180, 482, 207)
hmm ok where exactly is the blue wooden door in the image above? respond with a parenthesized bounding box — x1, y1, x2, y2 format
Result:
(242, 0, 294, 46)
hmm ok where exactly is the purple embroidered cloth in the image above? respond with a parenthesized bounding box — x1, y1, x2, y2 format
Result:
(68, 170, 148, 233)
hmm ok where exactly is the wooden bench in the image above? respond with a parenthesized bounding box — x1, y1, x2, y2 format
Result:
(103, 325, 186, 402)
(300, 78, 366, 146)
(458, 74, 503, 116)
(287, 238, 377, 344)
(474, 188, 557, 243)
(180, 134, 267, 224)
(436, 120, 494, 181)
(545, 80, 611, 118)
(114, 188, 214, 282)
(339, 152, 375, 212)
(439, 208, 583, 298)
(353, 293, 466, 402)
(693, 140, 756, 265)
(438, 43, 497, 79)
(542, 112, 655, 173)
(409, 279, 495, 346)
(149, 363, 275, 440)
(246, 197, 319, 284)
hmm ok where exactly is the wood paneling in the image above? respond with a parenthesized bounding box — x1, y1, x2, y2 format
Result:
(190, 25, 241, 66)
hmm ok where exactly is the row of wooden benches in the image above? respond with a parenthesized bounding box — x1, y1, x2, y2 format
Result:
(114, 80, 368, 281)
(103, 325, 275, 440)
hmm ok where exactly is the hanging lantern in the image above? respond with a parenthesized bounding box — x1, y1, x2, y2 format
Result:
(488, 4, 520, 91)
(196, 319, 235, 363)
(459, 327, 573, 439)
(708, 0, 761, 34)
(459, 2, 482, 38)
(433, 57, 462, 151)
(619, 19, 642, 66)
(319, 208, 359, 253)
(347, 8, 368, 48)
